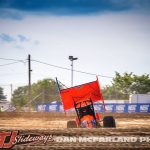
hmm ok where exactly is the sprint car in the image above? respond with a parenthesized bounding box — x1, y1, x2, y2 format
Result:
(56, 77, 116, 128)
(67, 99, 116, 128)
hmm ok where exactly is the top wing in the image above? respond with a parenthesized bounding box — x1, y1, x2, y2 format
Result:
(60, 77, 104, 111)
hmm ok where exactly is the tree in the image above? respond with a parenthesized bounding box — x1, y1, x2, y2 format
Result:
(12, 86, 28, 108)
(113, 72, 150, 95)
(112, 72, 134, 95)
(131, 74, 150, 94)
(102, 72, 150, 100)
(11, 78, 61, 109)
(101, 85, 128, 100)
(0, 87, 6, 100)
(31, 78, 60, 104)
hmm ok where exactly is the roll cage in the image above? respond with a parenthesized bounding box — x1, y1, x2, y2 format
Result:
(74, 99, 97, 124)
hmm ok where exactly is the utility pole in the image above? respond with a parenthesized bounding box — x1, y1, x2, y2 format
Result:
(28, 54, 32, 111)
(69, 56, 78, 87)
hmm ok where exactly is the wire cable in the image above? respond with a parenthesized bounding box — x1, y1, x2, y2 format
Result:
(0, 58, 27, 67)
(32, 59, 113, 78)
(0, 57, 113, 78)
(0, 57, 25, 62)
(0, 61, 21, 67)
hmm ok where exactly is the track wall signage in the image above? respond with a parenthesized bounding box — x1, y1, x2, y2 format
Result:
(36, 103, 150, 113)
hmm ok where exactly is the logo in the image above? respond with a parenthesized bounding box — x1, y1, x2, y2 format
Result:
(116, 105, 125, 112)
(140, 105, 149, 112)
(37, 105, 46, 112)
(0, 131, 18, 149)
(49, 105, 57, 111)
(105, 105, 113, 112)
(128, 105, 137, 112)
(0, 131, 54, 149)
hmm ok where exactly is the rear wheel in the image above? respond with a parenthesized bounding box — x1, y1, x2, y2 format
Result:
(103, 116, 116, 128)
(67, 121, 77, 128)
(95, 121, 101, 128)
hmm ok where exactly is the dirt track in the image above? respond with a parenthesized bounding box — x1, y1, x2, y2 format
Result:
(0, 112, 150, 149)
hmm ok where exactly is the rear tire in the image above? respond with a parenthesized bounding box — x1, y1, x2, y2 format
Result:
(103, 116, 116, 128)
(67, 121, 77, 128)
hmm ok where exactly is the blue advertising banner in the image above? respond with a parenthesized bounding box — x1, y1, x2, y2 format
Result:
(36, 103, 150, 113)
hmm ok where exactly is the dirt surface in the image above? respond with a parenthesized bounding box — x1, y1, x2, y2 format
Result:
(0, 112, 150, 149)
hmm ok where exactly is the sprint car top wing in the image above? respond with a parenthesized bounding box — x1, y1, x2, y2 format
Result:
(57, 77, 104, 111)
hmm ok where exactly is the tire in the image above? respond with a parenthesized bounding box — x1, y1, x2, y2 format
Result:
(95, 121, 101, 128)
(67, 121, 77, 128)
(103, 116, 116, 128)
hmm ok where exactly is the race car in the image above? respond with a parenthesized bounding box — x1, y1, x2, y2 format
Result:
(67, 99, 116, 128)
(56, 77, 116, 128)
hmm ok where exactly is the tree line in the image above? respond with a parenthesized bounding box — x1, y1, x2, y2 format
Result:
(102, 72, 150, 100)
(1, 72, 150, 110)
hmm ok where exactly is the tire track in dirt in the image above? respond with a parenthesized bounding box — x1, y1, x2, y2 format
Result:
(0, 113, 150, 149)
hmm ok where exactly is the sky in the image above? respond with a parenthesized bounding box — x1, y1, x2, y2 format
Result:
(0, 0, 150, 101)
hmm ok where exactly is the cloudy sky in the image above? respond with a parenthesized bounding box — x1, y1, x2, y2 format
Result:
(0, 0, 150, 101)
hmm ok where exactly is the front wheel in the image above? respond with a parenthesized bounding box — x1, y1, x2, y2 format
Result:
(103, 116, 116, 128)
(67, 121, 77, 128)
